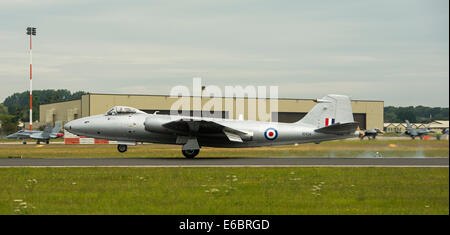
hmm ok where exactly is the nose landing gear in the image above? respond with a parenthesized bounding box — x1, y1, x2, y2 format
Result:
(117, 144, 128, 153)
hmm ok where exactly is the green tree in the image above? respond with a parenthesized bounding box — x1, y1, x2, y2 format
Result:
(0, 114, 19, 135)
(0, 104, 8, 115)
(2, 89, 87, 122)
(396, 107, 417, 122)
(384, 106, 448, 123)
(384, 112, 398, 123)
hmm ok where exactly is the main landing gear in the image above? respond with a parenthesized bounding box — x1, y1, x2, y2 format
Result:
(182, 149, 200, 159)
(116, 144, 200, 159)
(36, 140, 50, 144)
(117, 144, 128, 153)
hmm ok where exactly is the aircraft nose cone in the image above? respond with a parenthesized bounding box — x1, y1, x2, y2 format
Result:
(64, 120, 79, 133)
(63, 122, 70, 131)
(64, 117, 94, 136)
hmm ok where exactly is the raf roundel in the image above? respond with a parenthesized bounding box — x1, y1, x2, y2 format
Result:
(264, 128, 278, 140)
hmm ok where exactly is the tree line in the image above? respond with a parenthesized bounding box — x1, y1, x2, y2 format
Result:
(384, 106, 449, 123)
(0, 89, 87, 134)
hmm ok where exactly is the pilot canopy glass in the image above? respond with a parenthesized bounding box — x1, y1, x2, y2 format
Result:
(105, 106, 146, 115)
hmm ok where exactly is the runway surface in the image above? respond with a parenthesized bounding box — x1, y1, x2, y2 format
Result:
(0, 157, 448, 167)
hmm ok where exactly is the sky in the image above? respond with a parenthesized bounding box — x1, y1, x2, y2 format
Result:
(0, 0, 448, 106)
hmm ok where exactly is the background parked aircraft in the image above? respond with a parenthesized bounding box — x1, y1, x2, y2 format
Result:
(7, 123, 63, 144)
(359, 128, 384, 140)
(401, 120, 434, 139)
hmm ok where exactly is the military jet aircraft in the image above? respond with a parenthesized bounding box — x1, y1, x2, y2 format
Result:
(7, 123, 63, 144)
(401, 120, 434, 139)
(64, 94, 359, 158)
(359, 128, 383, 140)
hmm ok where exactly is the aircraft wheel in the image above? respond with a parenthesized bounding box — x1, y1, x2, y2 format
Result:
(23, 141, 27, 144)
(182, 149, 199, 159)
(37, 140, 40, 144)
(46, 140, 50, 144)
(117, 144, 128, 153)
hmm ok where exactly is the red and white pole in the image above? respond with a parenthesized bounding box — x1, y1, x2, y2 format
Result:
(29, 34, 33, 130)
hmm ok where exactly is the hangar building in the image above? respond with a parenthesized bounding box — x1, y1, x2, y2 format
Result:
(39, 93, 384, 130)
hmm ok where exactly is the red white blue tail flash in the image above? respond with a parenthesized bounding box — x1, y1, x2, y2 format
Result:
(325, 118, 335, 127)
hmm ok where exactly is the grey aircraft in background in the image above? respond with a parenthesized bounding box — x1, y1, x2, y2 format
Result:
(359, 128, 384, 140)
(401, 120, 434, 139)
(64, 94, 359, 158)
(7, 123, 63, 144)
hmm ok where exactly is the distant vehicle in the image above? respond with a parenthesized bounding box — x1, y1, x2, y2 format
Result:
(7, 123, 63, 144)
(401, 120, 434, 140)
(64, 94, 360, 158)
(359, 128, 383, 140)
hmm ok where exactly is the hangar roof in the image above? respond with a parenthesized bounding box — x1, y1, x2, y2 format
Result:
(86, 92, 384, 103)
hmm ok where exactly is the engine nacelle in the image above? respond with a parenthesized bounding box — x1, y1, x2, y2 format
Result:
(144, 116, 171, 134)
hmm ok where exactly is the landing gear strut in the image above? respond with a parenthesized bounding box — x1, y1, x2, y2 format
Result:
(117, 144, 128, 153)
(182, 149, 199, 159)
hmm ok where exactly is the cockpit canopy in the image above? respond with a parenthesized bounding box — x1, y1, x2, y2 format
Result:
(105, 106, 146, 116)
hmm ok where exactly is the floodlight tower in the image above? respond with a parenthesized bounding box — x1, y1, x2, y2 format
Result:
(26, 27, 36, 130)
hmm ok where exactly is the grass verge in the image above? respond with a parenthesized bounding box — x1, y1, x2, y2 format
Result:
(0, 167, 448, 215)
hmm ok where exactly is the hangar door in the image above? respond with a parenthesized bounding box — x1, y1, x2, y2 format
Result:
(353, 113, 366, 130)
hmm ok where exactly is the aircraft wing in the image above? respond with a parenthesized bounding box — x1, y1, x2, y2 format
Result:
(409, 130, 418, 136)
(419, 129, 434, 134)
(30, 132, 49, 140)
(162, 118, 252, 142)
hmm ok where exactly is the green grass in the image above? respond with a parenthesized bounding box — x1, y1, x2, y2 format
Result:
(0, 139, 448, 158)
(0, 167, 448, 215)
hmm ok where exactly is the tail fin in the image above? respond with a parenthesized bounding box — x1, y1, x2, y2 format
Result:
(43, 123, 52, 133)
(51, 123, 62, 134)
(405, 120, 411, 128)
(297, 94, 354, 128)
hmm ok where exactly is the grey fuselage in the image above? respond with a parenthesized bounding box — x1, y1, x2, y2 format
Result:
(405, 127, 433, 137)
(7, 123, 62, 141)
(7, 130, 52, 140)
(65, 113, 357, 148)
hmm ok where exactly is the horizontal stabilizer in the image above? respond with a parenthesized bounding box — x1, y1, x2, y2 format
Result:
(314, 122, 359, 135)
